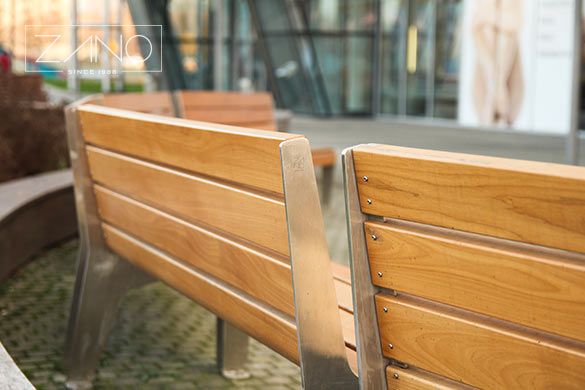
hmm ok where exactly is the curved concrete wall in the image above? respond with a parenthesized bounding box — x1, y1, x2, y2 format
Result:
(0, 170, 77, 283)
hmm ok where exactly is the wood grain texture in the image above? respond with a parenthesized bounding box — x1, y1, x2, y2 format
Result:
(87, 147, 290, 256)
(354, 144, 585, 254)
(95, 185, 294, 315)
(366, 220, 585, 342)
(376, 294, 585, 389)
(102, 223, 300, 363)
(386, 366, 472, 390)
(79, 104, 300, 194)
(102, 223, 358, 363)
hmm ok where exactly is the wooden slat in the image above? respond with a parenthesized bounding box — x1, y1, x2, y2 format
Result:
(311, 147, 337, 167)
(375, 294, 585, 389)
(102, 223, 300, 363)
(95, 185, 294, 315)
(79, 104, 301, 194)
(101, 92, 173, 115)
(340, 309, 356, 350)
(354, 144, 585, 254)
(180, 91, 274, 110)
(334, 278, 353, 314)
(182, 109, 275, 127)
(386, 366, 472, 390)
(366, 220, 585, 342)
(87, 147, 290, 256)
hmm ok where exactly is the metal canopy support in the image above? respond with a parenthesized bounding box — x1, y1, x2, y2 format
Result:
(246, 0, 332, 115)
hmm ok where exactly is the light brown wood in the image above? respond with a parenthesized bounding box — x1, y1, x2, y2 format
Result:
(179, 91, 274, 110)
(95, 185, 294, 314)
(354, 144, 585, 254)
(79, 104, 301, 194)
(386, 366, 471, 390)
(102, 223, 300, 363)
(340, 308, 356, 350)
(312, 147, 337, 167)
(334, 278, 353, 314)
(366, 220, 585, 342)
(87, 146, 290, 256)
(375, 294, 585, 389)
(180, 91, 276, 130)
(101, 92, 174, 116)
(183, 109, 275, 129)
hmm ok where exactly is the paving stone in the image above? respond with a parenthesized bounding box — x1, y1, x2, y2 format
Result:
(0, 240, 303, 389)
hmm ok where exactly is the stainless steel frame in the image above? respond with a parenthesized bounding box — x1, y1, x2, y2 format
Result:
(216, 319, 251, 379)
(281, 138, 358, 389)
(64, 97, 153, 388)
(342, 147, 388, 390)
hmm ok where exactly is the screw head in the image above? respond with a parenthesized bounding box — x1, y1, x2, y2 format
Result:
(366, 199, 372, 205)
(393, 373, 399, 379)
(362, 176, 368, 182)
(383, 307, 388, 313)
(388, 343, 394, 349)
(377, 271, 383, 277)
(371, 234, 378, 241)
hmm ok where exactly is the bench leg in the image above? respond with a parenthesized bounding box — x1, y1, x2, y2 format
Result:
(320, 165, 335, 205)
(64, 244, 152, 389)
(216, 318, 251, 380)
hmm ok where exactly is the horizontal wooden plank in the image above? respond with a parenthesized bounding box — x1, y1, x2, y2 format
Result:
(101, 92, 173, 115)
(354, 144, 585, 254)
(376, 294, 585, 389)
(180, 91, 274, 110)
(87, 147, 290, 256)
(366, 220, 585, 342)
(102, 223, 300, 363)
(386, 366, 472, 390)
(79, 104, 301, 194)
(334, 278, 353, 314)
(95, 186, 294, 315)
(340, 308, 356, 350)
(311, 147, 337, 167)
(182, 109, 275, 127)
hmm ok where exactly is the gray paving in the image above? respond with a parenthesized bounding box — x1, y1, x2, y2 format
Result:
(0, 241, 301, 389)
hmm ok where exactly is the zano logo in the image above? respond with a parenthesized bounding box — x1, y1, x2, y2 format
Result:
(24, 25, 162, 74)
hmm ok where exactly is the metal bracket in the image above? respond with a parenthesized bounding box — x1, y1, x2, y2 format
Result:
(342, 147, 388, 390)
(281, 138, 358, 389)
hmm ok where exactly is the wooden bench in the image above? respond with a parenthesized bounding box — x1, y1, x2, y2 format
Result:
(343, 144, 585, 389)
(64, 100, 357, 388)
(100, 91, 337, 202)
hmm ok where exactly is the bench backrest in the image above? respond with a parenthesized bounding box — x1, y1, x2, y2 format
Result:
(179, 91, 277, 130)
(99, 91, 276, 130)
(65, 100, 356, 388)
(101, 91, 174, 116)
(343, 144, 585, 389)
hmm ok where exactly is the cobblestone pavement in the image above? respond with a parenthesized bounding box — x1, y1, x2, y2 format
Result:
(0, 241, 302, 389)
